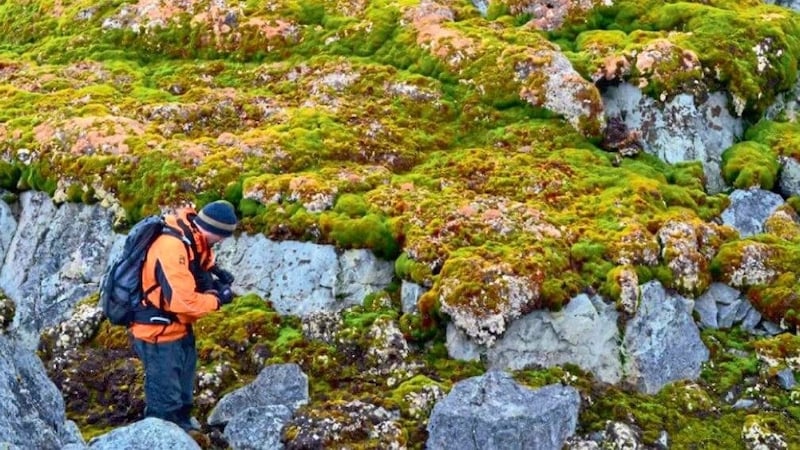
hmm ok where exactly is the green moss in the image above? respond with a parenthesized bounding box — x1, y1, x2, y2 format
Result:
(721, 141, 779, 190)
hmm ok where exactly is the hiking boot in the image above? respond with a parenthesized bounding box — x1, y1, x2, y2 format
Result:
(187, 429, 210, 447)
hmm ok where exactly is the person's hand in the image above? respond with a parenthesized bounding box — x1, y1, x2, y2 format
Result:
(216, 285, 234, 308)
(211, 265, 235, 285)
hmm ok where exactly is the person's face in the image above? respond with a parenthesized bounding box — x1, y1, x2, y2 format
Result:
(206, 232, 225, 245)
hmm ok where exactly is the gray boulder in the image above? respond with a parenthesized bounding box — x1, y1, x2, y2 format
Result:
(427, 370, 580, 450)
(603, 83, 743, 193)
(208, 363, 309, 426)
(486, 294, 622, 384)
(215, 234, 394, 316)
(721, 189, 784, 238)
(0, 192, 115, 349)
(88, 418, 199, 449)
(0, 334, 82, 449)
(224, 405, 293, 450)
(623, 281, 709, 394)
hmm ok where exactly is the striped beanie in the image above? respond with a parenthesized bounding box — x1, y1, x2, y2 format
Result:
(195, 200, 238, 237)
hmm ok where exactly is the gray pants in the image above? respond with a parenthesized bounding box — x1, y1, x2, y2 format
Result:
(132, 332, 197, 430)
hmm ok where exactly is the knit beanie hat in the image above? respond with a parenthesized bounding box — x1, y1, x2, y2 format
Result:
(195, 200, 238, 237)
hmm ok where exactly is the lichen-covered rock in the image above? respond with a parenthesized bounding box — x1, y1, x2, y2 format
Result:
(657, 219, 729, 296)
(741, 416, 788, 450)
(223, 405, 293, 450)
(283, 400, 404, 450)
(603, 83, 743, 194)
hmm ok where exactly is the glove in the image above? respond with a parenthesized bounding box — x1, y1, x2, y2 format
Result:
(216, 285, 234, 307)
(211, 265, 235, 285)
(195, 270, 215, 292)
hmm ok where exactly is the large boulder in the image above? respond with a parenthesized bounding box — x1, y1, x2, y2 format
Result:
(427, 370, 581, 450)
(207, 363, 309, 427)
(215, 234, 394, 316)
(484, 294, 622, 384)
(88, 418, 199, 450)
(0, 334, 84, 449)
(603, 83, 743, 194)
(0, 192, 115, 349)
(623, 281, 709, 394)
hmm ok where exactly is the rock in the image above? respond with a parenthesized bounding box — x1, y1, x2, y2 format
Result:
(741, 307, 763, 333)
(742, 416, 788, 450)
(604, 422, 644, 449)
(0, 334, 77, 449)
(718, 300, 744, 329)
(623, 281, 709, 394)
(401, 280, 426, 313)
(776, 368, 796, 390)
(721, 189, 784, 238)
(207, 363, 308, 427)
(283, 400, 403, 449)
(485, 293, 622, 384)
(693, 292, 718, 328)
(603, 83, 743, 193)
(445, 323, 483, 361)
(215, 235, 394, 316)
(427, 370, 580, 450)
(223, 405, 292, 450)
(88, 418, 200, 449)
(778, 156, 800, 198)
(0, 192, 115, 350)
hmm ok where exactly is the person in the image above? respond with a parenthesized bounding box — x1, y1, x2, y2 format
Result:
(130, 200, 238, 432)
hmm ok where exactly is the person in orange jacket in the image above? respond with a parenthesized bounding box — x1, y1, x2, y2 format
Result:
(130, 200, 238, 432)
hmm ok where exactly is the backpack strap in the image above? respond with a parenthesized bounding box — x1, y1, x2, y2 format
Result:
(174, 217, 205, 276)
(132, 223, 193, 325)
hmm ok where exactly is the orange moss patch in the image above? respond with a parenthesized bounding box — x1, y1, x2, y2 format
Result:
(33, 116, 146, 155)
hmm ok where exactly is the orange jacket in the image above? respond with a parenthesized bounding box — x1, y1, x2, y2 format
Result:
(130, 208, 220, 343)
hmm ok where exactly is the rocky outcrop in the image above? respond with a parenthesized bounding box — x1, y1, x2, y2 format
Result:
(0, 334, 84, 449)
(447, 280, 711, 394)
(603, 82, 743, 193)
(215, 234, 394, 316)
(0, 194, 395, 349)
(0, 192, 115, 350)
(623, 281, 709, 394)
(483, 294, 622, 384)
(427, 370, 581, 450)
